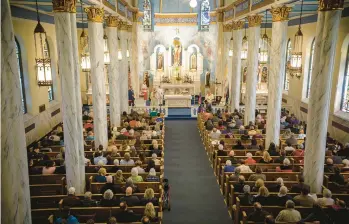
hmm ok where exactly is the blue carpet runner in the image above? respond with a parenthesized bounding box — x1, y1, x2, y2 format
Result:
(166, 108, 196, 120)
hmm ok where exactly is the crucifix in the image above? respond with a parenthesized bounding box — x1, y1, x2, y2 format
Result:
(174, 28, 180, 35)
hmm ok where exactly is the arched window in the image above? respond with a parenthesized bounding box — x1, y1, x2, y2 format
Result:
(15, 37, 27, 114)
(341, 44, 349, 112)
(306, 38, 316, 98)
(284, 39, 292, 90)
(44, 40, 54, 102)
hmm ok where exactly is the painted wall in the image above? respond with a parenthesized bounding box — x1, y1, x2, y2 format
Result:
(282, 17, 349, 144)
(12, 18, 63, 146)
(137, 0, 218, 13)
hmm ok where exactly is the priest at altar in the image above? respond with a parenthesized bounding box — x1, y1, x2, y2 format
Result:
(205, 91, 215, 104)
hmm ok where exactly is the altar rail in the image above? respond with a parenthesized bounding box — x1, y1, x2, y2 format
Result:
(128, 106, 169, 117)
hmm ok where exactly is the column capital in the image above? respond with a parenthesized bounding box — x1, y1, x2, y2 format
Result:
(232, 20, 245, 30)
(270, 6, 292, 22)
(119, 21, 129, 30)
(319, 0, 344, 11)
(85, 6, 104, 23)
(127, 24, 133, 32)
(247, 15, 262, 27)
(52, 0, 76, 13)
(105, 16, 121, 27)
(223, 23, 233, 32)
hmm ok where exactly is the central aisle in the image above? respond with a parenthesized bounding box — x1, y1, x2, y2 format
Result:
(162, 120, 232, 224)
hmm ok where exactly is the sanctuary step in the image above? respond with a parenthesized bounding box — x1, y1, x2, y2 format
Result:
(166, 108, 195, 120)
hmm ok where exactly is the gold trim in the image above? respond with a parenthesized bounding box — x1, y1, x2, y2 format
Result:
(102, 0, 116, 11)
(247, 15, 262, 27)
(270, 6, 292, 22)
(160, 0, 162, 13)
(319, 0, 344, 11)
(127, 24, 133, 32)
(232, 20, 244, 30)
(223, 23, 233, 32)
(217, 11, 224, 22)
(85, 7, 104, 23)
(154, 13, 198, 18)
(119, 21, 129, 30)
(52, 0, 76, 13)
(105, 15, 120, 27)
(155, 23, 197, 26)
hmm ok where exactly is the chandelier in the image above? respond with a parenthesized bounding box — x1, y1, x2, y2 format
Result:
(103, 33, 110, 64)
(126, 39, 130, 58)
(228, 35, 233, 57)
(241, 20, 248, 60)
(189, 0, 198, 8)
(117, 36, 122, 61)
(288, 0, 304, 79)
(259, 10, 269, 64)
(34, 0, 52, 86)
(80, 1, 90, 72)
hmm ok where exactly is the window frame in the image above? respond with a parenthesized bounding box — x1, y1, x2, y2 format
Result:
(284, 39, 292, 91)
(340, 44, 349, 112)
(45, 40, 54, 102)
(15, 37, 27, 114)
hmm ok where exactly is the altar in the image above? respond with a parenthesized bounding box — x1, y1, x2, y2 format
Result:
(164, 95, 192, 107)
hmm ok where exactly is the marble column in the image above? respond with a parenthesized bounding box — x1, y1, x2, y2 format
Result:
(131, 22, 139, 97)
(230, 21, 244, 112)
(244, 15, 262, 125)
(69, 12, 85, 193)
(305, 2, 343, 193)
(214, 10, 224, 96)
(85, 7, 108, 148)
(1, 0, 32, 222)
(119, 22, 129, 113)
(106, 16, 121, 127)
(265, 6, 291, 148)
(53, 7, 82, 192)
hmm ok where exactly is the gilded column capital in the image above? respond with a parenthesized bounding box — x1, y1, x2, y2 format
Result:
(105, 16, 120, 27)
(119, 21, 129, 30)
(217, 11, 224, 22)
(247, 15, 262, 27)
(127, 24, 133, 32)
(270, 6, 292, 22)
(223, 23, 233, 32)
(85, 6, 104, 23)
(232, 20, 245, 30)
(319, 0, 344, 11)
(52, 0, 76, 13)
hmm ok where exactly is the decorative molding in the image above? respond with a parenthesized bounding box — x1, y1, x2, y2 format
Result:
(85, 7, 104, 23)
(119, 21, 129, 30)
(223, 23, 233, 32)
(127, 24, 133, 32)
(51, 108, 61, 117)
(235, 0, 249, 17)
(25, 123, 35, 134)
(102, 0, 116, 11)
(282, 98, 287, 103)
(319, 0, 344, 11)
(300, 106, 308, 114)
(332, 120, 349, 133)
(52, 0, 76, 13)
(247, 15, 262, 27)
(270, 6, 292, 22)
(154, 13, 198, 26)
(232, 20, 245, 30)
(105, 15, 120, 27)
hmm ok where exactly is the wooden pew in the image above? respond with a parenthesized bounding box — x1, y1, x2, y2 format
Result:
(29, 174, 66, 185)
(89, 182, 161, 194)
(30, 184, 65, 196)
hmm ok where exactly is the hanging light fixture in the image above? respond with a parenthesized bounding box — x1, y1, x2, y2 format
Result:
(189, 0, 198, 8)
(34, 0, 52, 86)
(288, 0, 304, 78)
(259, 10, 269, 64)
(228, 36, 233, 57)
(103, 33, 110, 64)
(80, 1, 91, 72)
(241, 20, 248, 60)
(126, 39, 130, 58)
(117, 36, 123, 60)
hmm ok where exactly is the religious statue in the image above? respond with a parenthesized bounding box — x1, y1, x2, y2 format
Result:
(262, 67, 268, 83)
(173, 38, 182, 66)
(190, 53, 197, 70)
(205, 90, 214, 104)
(141, 82, 148, 101)
(144, 71, 150, 87)
(157, 53, 164, 70)
(205, 71, 211, 87)
(155, 87, 164, 106)
(242, 67, 247, 83)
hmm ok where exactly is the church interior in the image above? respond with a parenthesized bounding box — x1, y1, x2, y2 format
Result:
(2, 0, 349, 223)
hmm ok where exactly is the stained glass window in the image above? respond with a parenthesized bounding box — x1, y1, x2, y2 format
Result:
(15, 37, 27, 114)
(306, 38, 315, 98)
(341, 44, 349, 112)
(284, 39, 292, 90)
(200, 0, 210, 31)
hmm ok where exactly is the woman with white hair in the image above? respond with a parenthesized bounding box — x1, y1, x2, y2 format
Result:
(100, 189, 117, 206)
(151, 131, 159, 139)
(269, 177, 285, 193)
(341, 159, 349, 172)
(276, 158, 293, 172)
(152, 153, 161, 165)
(245, 152, 256, 165)
(146, 168, 160, 182)
(238, 185, 253, 205)
(120, 152, 135, 165)
(276, 186, 293, 206)
(128, 167, 143, 183)
(317, 189, 334, 206)
(140, 131, 148, 140)
(224, 160, 235, 172)
(110, 146, 120, 157)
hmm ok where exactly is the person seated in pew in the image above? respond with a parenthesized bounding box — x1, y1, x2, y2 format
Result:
(238, 125, 245, 134)
(234, 175, 246, 193)
(329, 166, 346, 185)
(81, 191, 98, 207)
(245, 152, 257, 165)
(240, 130, 250, 141)
(138, 152, 148, 165)
(324, 158, 335, 173)
(42, 160, 56, 175)
(28, 159, 42, 175)
(120, 153, 135, 166)
(294, 187, 315, 207)
(95, 168, 108, 183)
(51, 209, 79, 224)
(238, 185, 254, 206)
(93, 151, 107, 166)
(28, 144, 44, 160)
(275, 200, 301, 223)
(248, 167, 266, 181)
(210, 128, 221, 140)
(149, 140, 162, 157)
(290, 176, 310, 193)
(252, 179, 265, 192)
(259, 151, 273, 164)
(326, 149, 342, 165)
(114, 170, 126, 184)
(276, 186, 293, 207)
(101, 176, 121, 194)
(151, 153, 161, 166)
(264, 215, 275, 224)
(134, 160, 145, 174)
(255, 145, 265, 156)
(86, 219, 95, 224)
(233, 140, 245, 150)
(248, 138, 259, 150)
(62, 187, 81, 207)
(247, 202, 270, 223)
(276, 158, 293, 172)
(116, 201, 141, 223)
(284, 142, 295, 153)
(144, 202, 159, 222)
(145, 160, 156, 173)
(146, 168, 160, 182)
(86, 131, 95, 141)
(228, 150, 239, 164)
(128, 167, 144, 183)
(299, 203, 332, 224)
(254, 186, 273, 205)
(286, 134, 298, 146)
(268, 177, 285, 193)
(274, 150, 286, 164)
(341, 159, 349, 173)
(248, 126, 257, 136)
(267, 142, 279, 156)
(120, 187, 140, 206)
(217, 120, 225, 131)
(327, 199, 349, 224)
(141, 216, 151, 224)
(141, 188, 158, 206)
(101, 189, 118, 207)
(228, 168, 241, 181)
(224, 160, 235, 172)
(237, 160, 253, 173)
(317, 189, 334, 207)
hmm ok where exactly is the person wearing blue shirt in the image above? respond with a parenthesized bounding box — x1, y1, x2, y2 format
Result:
(128, 87, 135, 106)
(93, 151, 107, 165)
(224, 160, 235, 172)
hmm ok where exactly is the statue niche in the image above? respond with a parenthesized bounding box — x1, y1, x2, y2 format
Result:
(157, 50, 164, 71)
(189, 47, 197, 71)
(172, 37, 182, 67)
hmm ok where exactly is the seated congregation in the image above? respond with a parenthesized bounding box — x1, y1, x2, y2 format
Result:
(28, 110, 166, 224)
(198, 106, 349, 224)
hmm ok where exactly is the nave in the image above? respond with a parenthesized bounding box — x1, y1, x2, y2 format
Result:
(163, 120, 231, 224)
